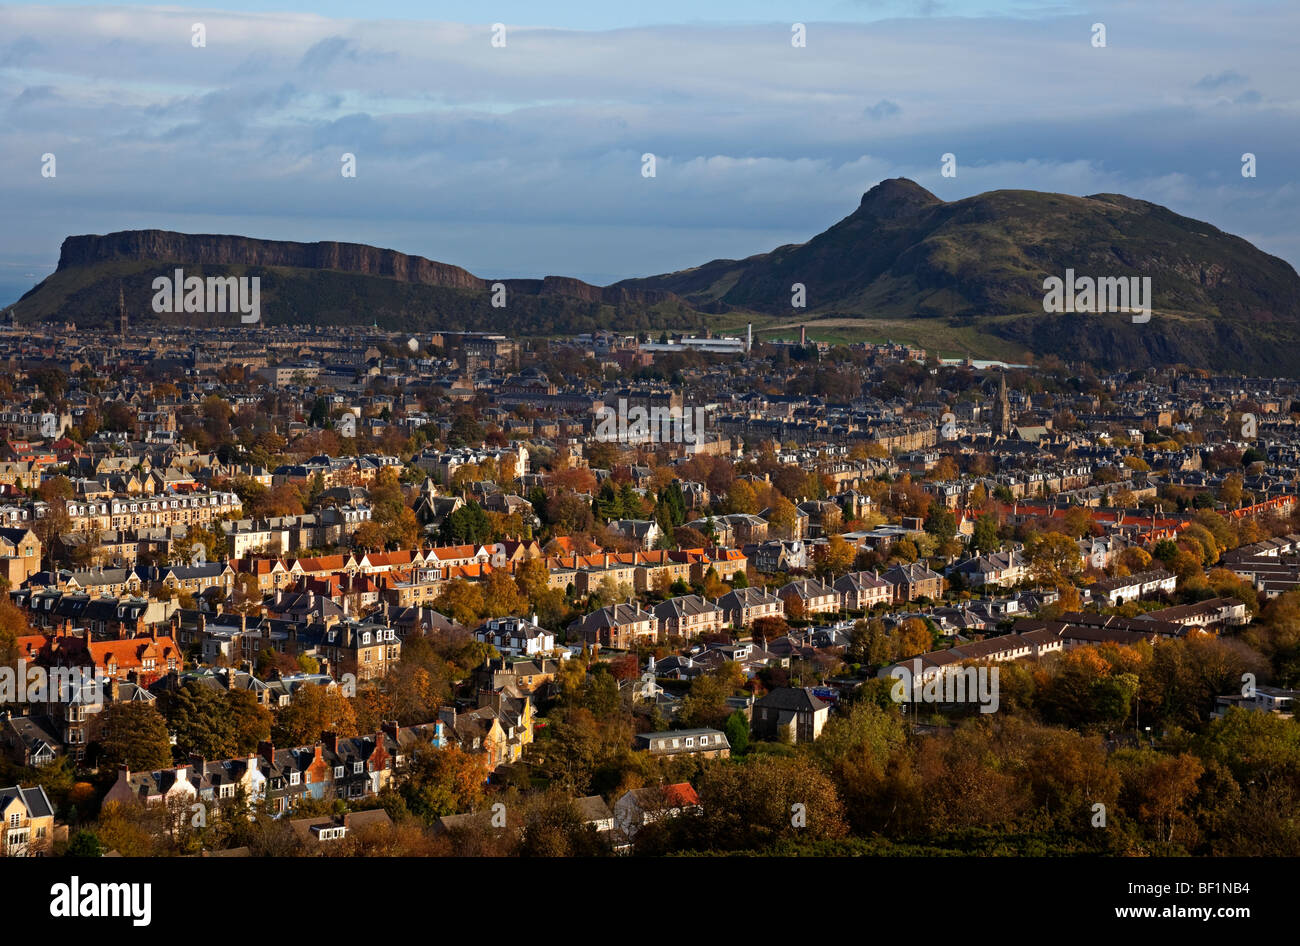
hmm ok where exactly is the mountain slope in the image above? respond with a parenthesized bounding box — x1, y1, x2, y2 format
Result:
(14, 231, 700, 336)
(12, 181, 1300, 371)
(619, 178, 1300, 321)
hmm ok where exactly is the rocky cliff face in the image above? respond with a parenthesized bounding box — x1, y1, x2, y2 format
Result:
(58, 231, 487, 289)
(56, 230, 673, 303)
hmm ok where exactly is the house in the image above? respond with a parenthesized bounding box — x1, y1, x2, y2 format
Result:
(947, 550, 1029, 589)
(473, 616, 555, 657)
(290, 809, 393, 850)
(0, 784, 56, 856)
(633, 728, 730, 759)
(652, 595, 725, 639)
(744, 539, 808, 573)
(613, 782, 701, 840)
(1213, 685, 1297, 719)
(1, 715, 62, 768)
(1089, 569, 1177, 607)
(832, 571, 892, 611)
(777, 578, 840, 616)
(568, 603, 660, 650)
(608, 519, 663, 550)
(0, 527, 40, 587)
(103, 763, 199, 808)
(881, 562, 945, 603)
(574, 795, 616, 836)
(751, 687, 830, 743)
(715, 587, 785, 628)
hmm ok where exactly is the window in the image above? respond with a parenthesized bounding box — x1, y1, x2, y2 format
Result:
(334, 766, 344, 779)
(289, 772, 300, 785)
(9, 813, 19, 828)
(353, 762, 363, 774)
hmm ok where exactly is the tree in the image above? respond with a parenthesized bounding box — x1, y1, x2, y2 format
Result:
(64, 830, 105, 857)
(1115, 749, 1205, 845)
(1025, 530, 1084, 590)
(547, 491, 595, 535)
(482, 568, 527, 618)
(401, 745, 487, 823)
(679, 669, 739, 730)
(767, 497, 799, 540)
(433, 580, 487, 626)
(442, 502, 493, 546)
(972, 513, 1001, 554)
(271, 684, 358, 746)
(818, 535, 856, 579)
(726, 480, 758, 515)
(166, 680, 241, 759)
(847, 618, 890, 667)
(673, 526, 709, 550)
(889, 618, 932, 660)
(724, 709, 750, 754)
(689, 755, 848, 851)
(97, 702, 173, 771)
(923, 505, 957, 544)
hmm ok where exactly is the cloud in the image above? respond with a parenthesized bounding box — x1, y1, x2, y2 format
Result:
(1194, 70, 1248, 90)
(864, 99, 902, 120)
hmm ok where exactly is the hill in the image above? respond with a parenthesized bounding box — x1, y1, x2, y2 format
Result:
(13, 180, 1300, 371)
(618, 179, 1300, 371)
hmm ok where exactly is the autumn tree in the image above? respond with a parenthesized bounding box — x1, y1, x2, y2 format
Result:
(401, 745, 487, 822)
(271, 684, 359, 746)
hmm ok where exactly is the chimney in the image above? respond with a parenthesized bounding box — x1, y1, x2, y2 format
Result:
(381, 720, 400, 742)
(322, 731, 338, 752)
(258, 739, 275, 762)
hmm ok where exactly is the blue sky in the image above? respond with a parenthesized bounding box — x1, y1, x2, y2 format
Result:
(0, 0, 1294, 306)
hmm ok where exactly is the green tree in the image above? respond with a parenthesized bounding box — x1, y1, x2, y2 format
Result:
(97, 702, 173, 771)
(724, 709, 750, 754)
(64, 830, 105, 857)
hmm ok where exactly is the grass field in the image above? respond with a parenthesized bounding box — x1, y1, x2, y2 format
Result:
(705, 310, 1037, 361)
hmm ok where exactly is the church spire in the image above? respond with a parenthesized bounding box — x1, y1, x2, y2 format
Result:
(995, 371, 1011, 438)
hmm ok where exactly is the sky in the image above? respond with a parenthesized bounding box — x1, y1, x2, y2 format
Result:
(0, 0, 1295, 307)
